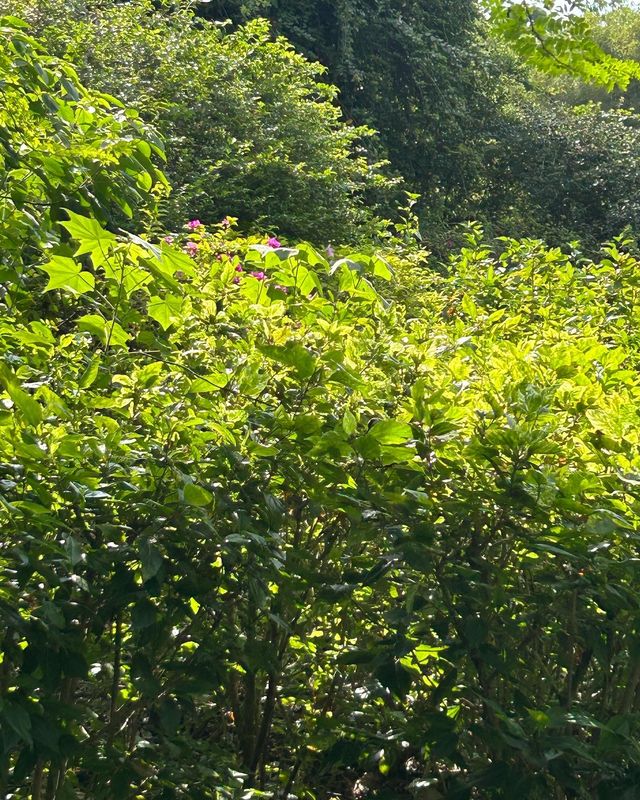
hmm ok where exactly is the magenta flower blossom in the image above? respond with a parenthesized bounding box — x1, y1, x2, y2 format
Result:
(233, 276, 241, 285)
(267, 237, 281, 249)
(250, 271, 266, 281)
(164, 235, 174, 244)
(221, 217, 231, 229)
(186, 219, 202, 230)
(235, 264, 244, 272)
(185, 241, 198, 256)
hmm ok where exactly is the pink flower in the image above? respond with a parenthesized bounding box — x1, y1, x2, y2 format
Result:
(235, 263, 244, 272)
(326, 244, 335, 258)
(186, 219, 202, 230)
(267, 237, 281, 249)
(233, 276, 241, 285)
(274, 284, 289, 294)
(185, 241, 198, 256)
(250, 271, 266, 281)
(221, 217, 231, 229)
(164, 235, 174, 244)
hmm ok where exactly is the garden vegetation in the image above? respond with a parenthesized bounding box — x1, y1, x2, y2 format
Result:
(2, 2, 640, 799)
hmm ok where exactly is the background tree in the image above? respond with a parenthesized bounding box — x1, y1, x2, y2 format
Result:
(200, 0, 640, 249)
(200, 0, 490, 236)
(0, 0, 396, 243)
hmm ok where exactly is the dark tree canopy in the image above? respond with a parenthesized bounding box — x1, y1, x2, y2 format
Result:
(200, 0, 485, 219)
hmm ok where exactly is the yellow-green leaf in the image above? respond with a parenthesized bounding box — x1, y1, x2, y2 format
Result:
(39, 256, 95, 295)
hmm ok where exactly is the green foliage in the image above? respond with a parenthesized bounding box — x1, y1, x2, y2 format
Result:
(9, 0, 640, 249)
(6, 177, 640, 797)
(0, 16, 166, 288)
(1, 0, 395, 243)
(477, 97, 640, 247)
(199, 0, 486, 240)
(4, 8, 640, 800)
(539, 4, 640, 111)
(486, 0, 640, 89)
(198, 0, 640, 250)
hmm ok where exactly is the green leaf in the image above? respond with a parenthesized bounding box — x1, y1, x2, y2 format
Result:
(78, 354, 101, 389)
(0, 365, 42, 427)
(0, 15, 29, 28)
(77, 314, 130, 348)
(39, 255, 95, 295)
(258, 343, 317, 379)
(278, 261, 323, 295)
(461, 294, 478, 318)
(337, 263, 379, 300)
(188, 373, 230, 393)
(2, 702, 32, 745)
(131, 600, 157, 631)
(371, 255, 394, 281)
(342, 409, 357, 436)
(136, 362, 163, 387)
(8, 385, 42, 427)
(129, 234, 195, 280)
(368, 420, 413, 445)
(139, 539, 163, 581)
(76, 314, 107, 338)
(61, 210, 116, 257)
(147, 294, 183, 330)
(65, 536, 83, 567)
(158, 242, 196, 276)
(183, 483, 214, 508)
(327, 363, 365, 389)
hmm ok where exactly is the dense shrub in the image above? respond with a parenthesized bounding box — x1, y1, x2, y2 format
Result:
(3, 23, 640, 798)
(7, 8, 640, 800)
(0, 0, 395, 243)
(0, 15, 166, 280)
(6, 202, 640, 800)
(477, 96, 640, 247)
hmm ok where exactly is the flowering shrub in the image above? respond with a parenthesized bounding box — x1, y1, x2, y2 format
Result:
(3, 191, 640, 796)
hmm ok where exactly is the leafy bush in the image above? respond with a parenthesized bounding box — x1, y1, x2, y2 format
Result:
(0, 0, 395, 243)
(4, 14, 640, 800)
(198, 0, 489, 242)
(479, 97, 640, 248)
(0, 15, 166, 288)
(6, 194, 640, 797)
